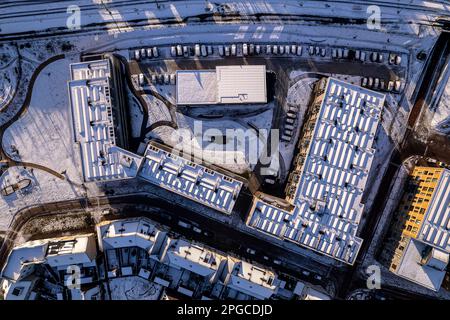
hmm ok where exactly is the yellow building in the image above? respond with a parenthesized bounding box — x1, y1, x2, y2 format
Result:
(400, 166, 443, 238)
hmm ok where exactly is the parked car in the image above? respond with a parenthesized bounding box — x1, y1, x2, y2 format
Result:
(361, 77, 368, 87)
(201, 44, 207, 57)
(273, 259, 282, 265)
(140, 48, 147, 59)
(146, 48, 153, 58)
(152, 47, 159, 57)
(164, 74, 170, 85)
(231, 44, 237, 56)
(243, 43, 249, 56)
(302, 270, 311, 276)
(178, 220, 191, 229)
(272, 45, 279, 55)
(218, 45, 224, 56)
(192, 226, 202, 233)
(266, 44, 272, 54)
(138, 73, 145, 86)
(170, 46, 177, 57)
(176, 45, 183, 56)
(246, 248, 256, 255)
(343, 48, 349, 58)
(170, 73, 176, 84)
(255, 44, 261, 55)
(194, 44, 201, 56)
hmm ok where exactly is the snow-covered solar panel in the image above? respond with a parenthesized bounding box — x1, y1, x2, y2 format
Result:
(138, 144, 242, 215)
(248, 78, 384, 265)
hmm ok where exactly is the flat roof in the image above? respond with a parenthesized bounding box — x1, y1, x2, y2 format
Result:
(97, 218, 162, 251)
(70, 59, 110, 81)
(228, 260, 277, 300)
(248, 78, 386, 265)
(45, 234, 97, 268)
(138, 144, 243, 214)
(163, 239, 226, 277)
(68, 61, 143, 182)
(176, 65, 267, 105)
(417, 169, 450, 252)
(176, 70, 217, 105)
(216, 65, 267, 104)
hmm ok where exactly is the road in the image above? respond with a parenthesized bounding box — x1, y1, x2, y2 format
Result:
(339, 31, 450, 299)
(0, 192, 341, 294)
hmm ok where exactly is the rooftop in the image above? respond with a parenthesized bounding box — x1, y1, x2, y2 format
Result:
(227, 260, 278, 300)
(97, 218, 164, 252)
(163, 239, 227, 277)
(417, 168, 450, 252)
(68, 60, 143, 182)
(397, 239, 447, 292)
(176, 65, 267, 105)
(248, 78, 385, 265)
(138, 144, 243, 214)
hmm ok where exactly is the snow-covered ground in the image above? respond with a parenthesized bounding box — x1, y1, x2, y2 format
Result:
(0, 44, 19, 110)
(0, 0, 445, 283)
(108, 276, 163, 300)
(2, 57, 83, 187)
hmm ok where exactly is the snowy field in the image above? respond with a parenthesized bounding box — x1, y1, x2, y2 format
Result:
(108, 276, 163, 300)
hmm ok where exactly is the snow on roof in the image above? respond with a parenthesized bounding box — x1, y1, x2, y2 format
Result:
(417, 169, 450, 252)
(4, 277, 39, 300)
(303, 287, 331, 300)
(70, 59, 110, 81)
(1, 241, 48, 281)
(2, 234, 98, 281)
(138, 144, 243, 214)
(97, 218, 163, 252)
(216, 65, 267, 104)
(163, 239, 226, 277)
(68, 61, 143, 182)
(248, 78, 385, 265)
(227, 260, 277, 300)
(396, 239, 446, 292)
(45, 234, 97, 268)
(176, 70, 217, 105)
(176, 65, 266, 105)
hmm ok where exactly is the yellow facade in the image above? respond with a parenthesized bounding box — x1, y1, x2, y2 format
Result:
(400, 166, 443, 238)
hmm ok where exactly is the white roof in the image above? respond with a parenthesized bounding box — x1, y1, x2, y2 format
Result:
(68, 61, 143, 182)
(397, 239, 446, 292)
(227, 260, 277, 300)
(1, 241, 47, 281)
(176, 70, 217, 105)
(216, 65, 267, 104)
(248, 78, 385, 265)
(176, 65, 267, 105)
(138, 144, 243, 214)
(417, 169, 450, 252)
(45, 234, 97, 268)
(4, 278, 38, 300)
(98, 218, 162, 251)
(70, 59, 110, 81)
(163, 239, 226, 277)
